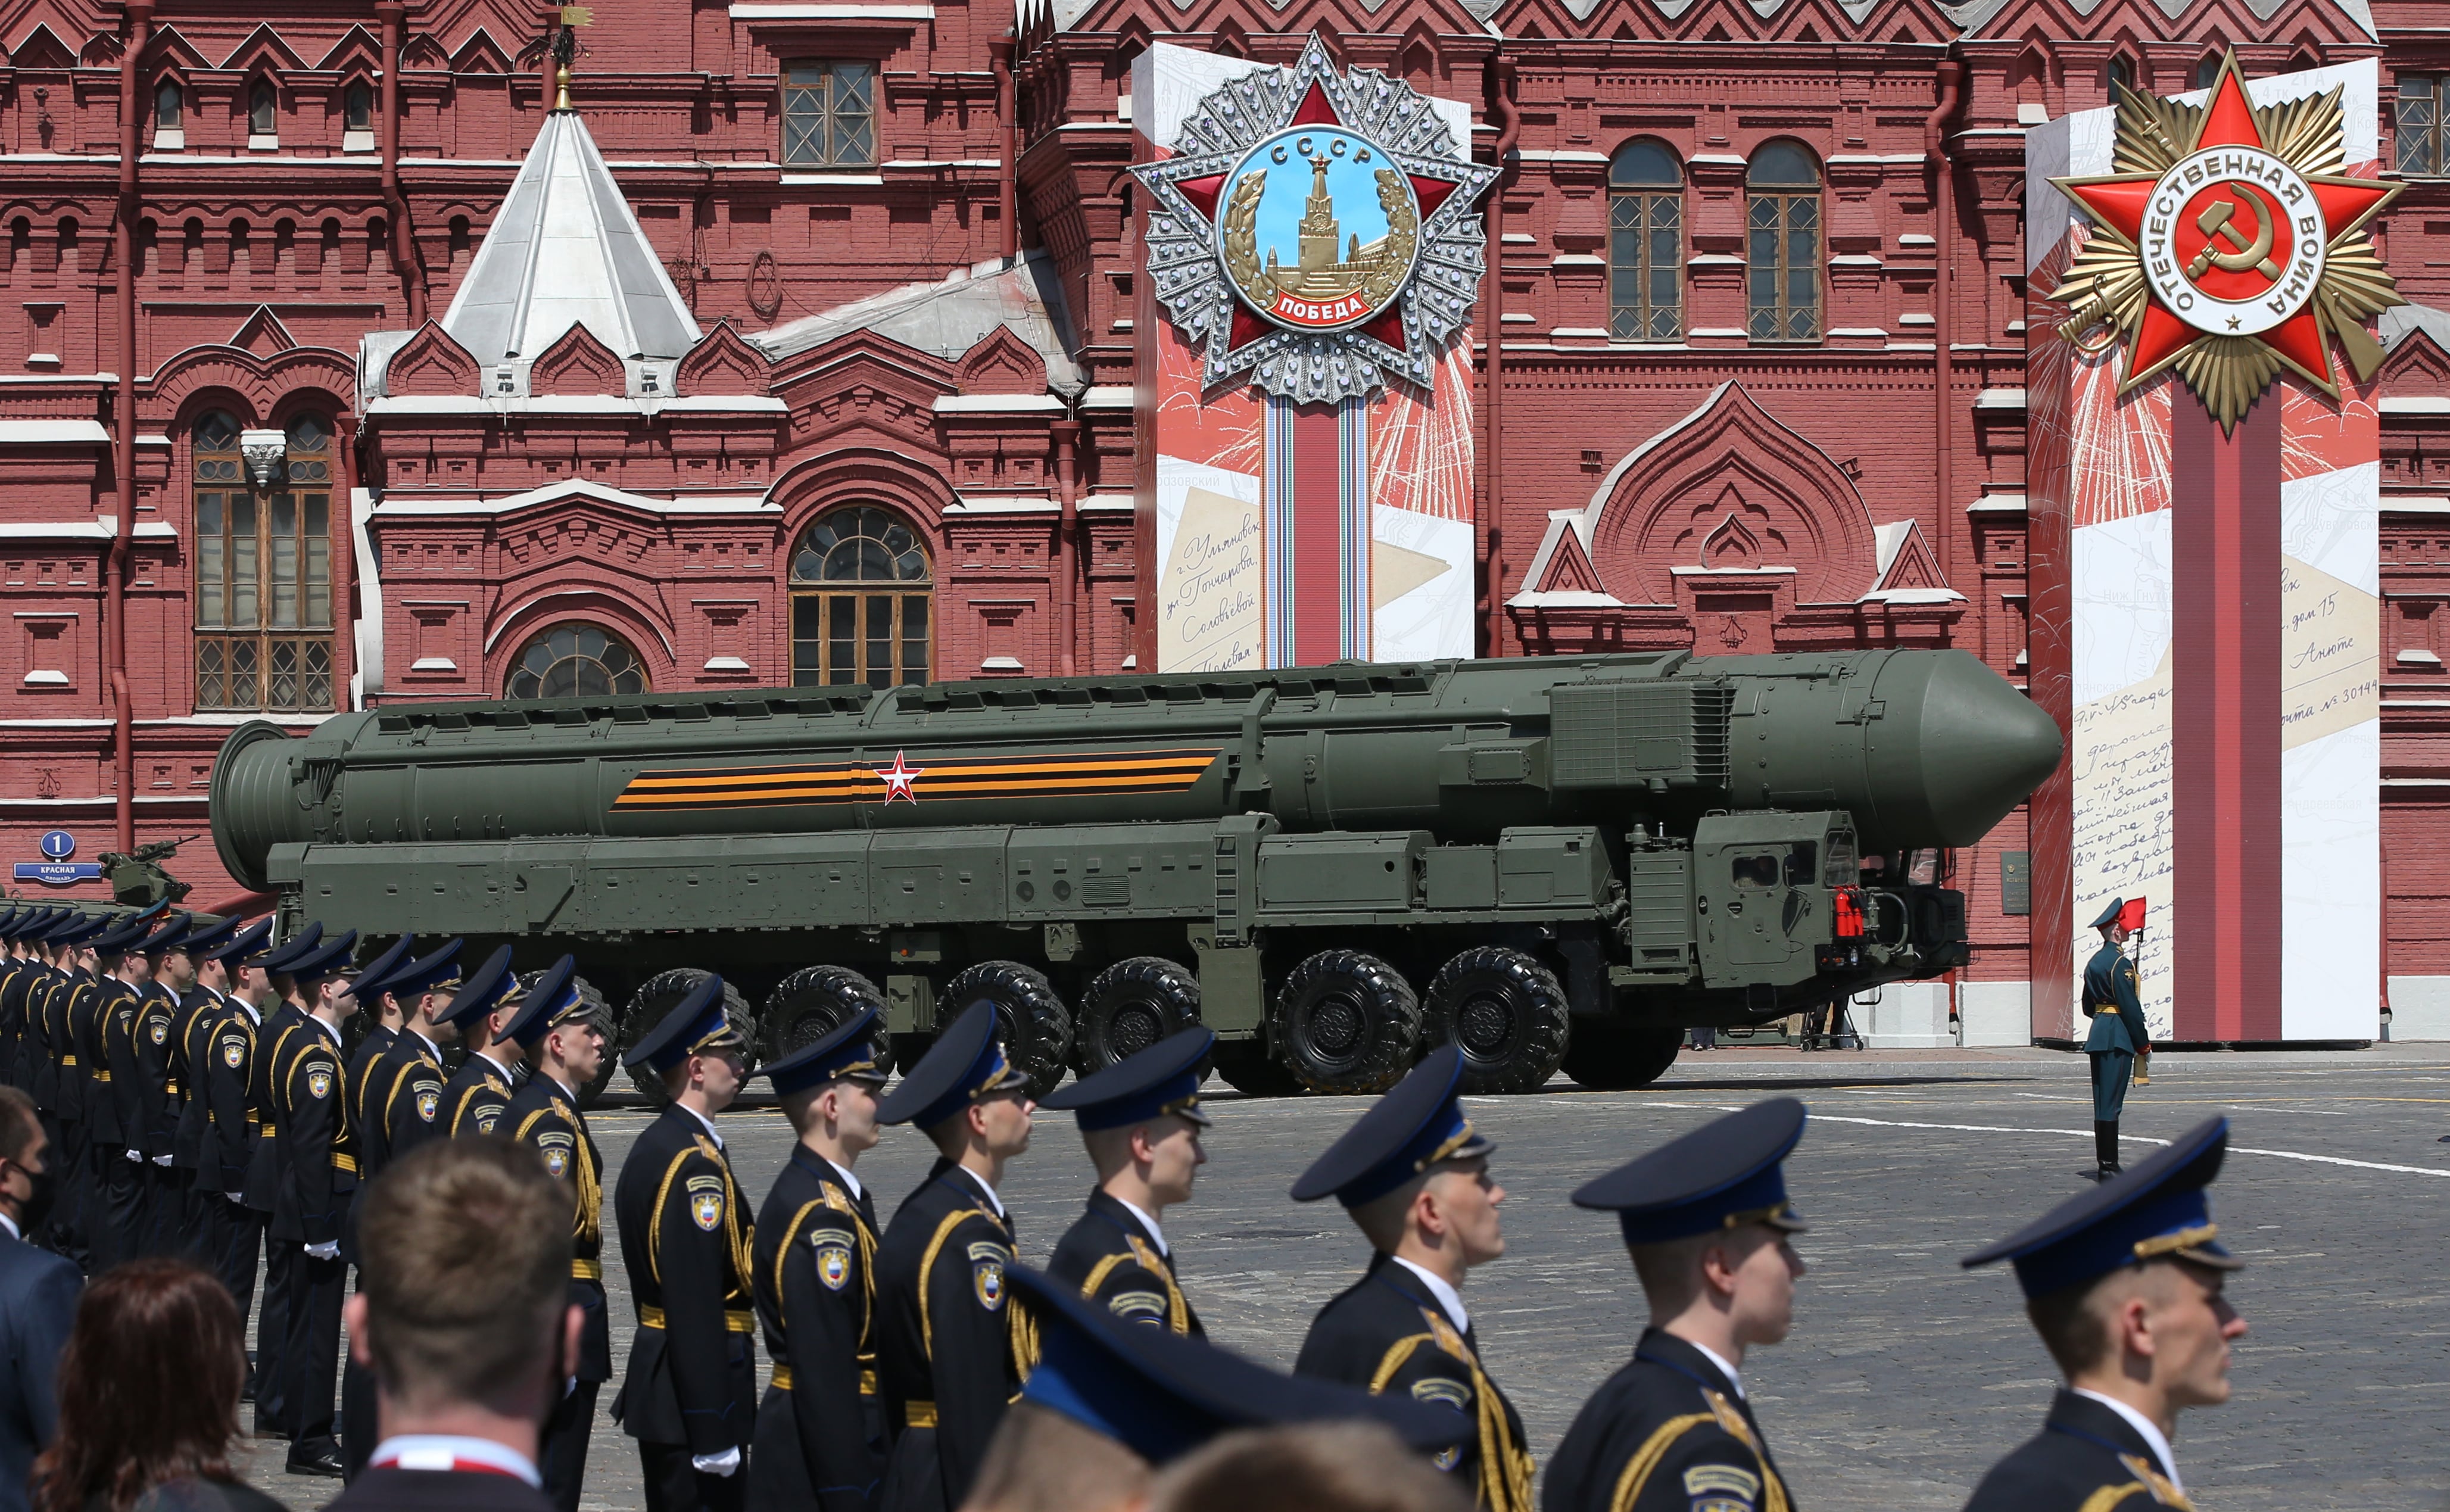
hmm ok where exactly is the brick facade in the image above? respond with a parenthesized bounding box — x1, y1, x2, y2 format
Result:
(0, 0, 2443, 1020)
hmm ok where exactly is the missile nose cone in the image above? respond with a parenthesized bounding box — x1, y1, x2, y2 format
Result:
(1902, 651, 2063, 846)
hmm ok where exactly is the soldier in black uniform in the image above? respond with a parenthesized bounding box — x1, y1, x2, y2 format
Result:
(872, 1002, 1036, 1512)
(193, 919, 269, 1314)
(272, 931, 366, 1478)
(339, 936, 419, 1154)
(247, 922, 335, 1441)
(30, 914, 95, 1266)
(439, 946, 524, 1137)
(500, 956, 612, 1512)
(339, 939, 478, 1483)
(129, 913, 193, 1256)
(612, 977, 758, 1512)
(2081, 899, 2152, 1181)
(90, 914, 157, 1269)
(1290, 1045, 1531, 1512)
(1962, 1118, 2247, 1512)
(166, 914, 239, 1262)
(0, 909, 46, 1098)
(1543, 1100, 1810, 1512)
(1039, 1028, 1211, 1335)
(746, 1007, 890, 1512)
(64, 915, 127, 1270)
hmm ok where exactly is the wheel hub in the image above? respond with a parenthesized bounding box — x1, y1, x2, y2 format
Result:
(1458, 990, 1514, 1057)
(1308, 992, 1365, 1058)
(1111, 1005, 1162, 1057)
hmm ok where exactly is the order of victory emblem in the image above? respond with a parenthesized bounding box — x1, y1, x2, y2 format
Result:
(2049, 51, 2402, 430)
(1134, 36, 1498, 404)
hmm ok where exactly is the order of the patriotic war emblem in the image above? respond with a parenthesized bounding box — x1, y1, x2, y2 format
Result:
(1134, 36, 1497, 404)
(2048, 51, 2402, 430)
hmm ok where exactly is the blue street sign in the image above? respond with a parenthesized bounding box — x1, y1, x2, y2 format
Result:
(38, 830, 73, 861)
(14, 862, 100, 886)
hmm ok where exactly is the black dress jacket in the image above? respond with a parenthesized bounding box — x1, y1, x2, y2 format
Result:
(506, 1073, 612, 1383)
(611, 1105, 758, 1455)
(748, 1146, 884, 1512)
(443, 1052, 518, 1138)
(873, 1160, 1023, 1512)
(1044, 1189, 1203, 1335)
(1962, 1391, 2192, 1512)
(1542, 1329, 1795, 1512)
(323, 1467, 557, 1512)
(1293, 1252, 1532, 1512)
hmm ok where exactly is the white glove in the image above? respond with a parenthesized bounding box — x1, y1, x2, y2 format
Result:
(225, 1192, 245, 1205)
(691, 1448, 741, 1477)
(152, 1155, 172, 1167)
(304, 1240, 341, 1262)
(124, 1148, 142, 1163)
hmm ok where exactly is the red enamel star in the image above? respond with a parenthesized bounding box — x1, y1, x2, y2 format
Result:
(872, 750, 925, 805)
(2050, 52, 2401, 420)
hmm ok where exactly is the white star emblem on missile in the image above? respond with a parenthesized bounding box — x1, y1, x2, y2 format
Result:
(873, 750, 925, 805)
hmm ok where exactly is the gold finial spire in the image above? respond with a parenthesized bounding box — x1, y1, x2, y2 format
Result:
(554, 63, 572, 111)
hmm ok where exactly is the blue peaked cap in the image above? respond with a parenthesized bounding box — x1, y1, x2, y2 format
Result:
(620, 974, 746, 1073)
(875, 1003, 1014, 1129)
(759, 1005, 889, 1096)
(1964, 1117, 2241, 1299)
(1572, 1098, 1810, 1245)
(1040, 1028, 1214, 1133)
(1289, 1047, 1491, 1208)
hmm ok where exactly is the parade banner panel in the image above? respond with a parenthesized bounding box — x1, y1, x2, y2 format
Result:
(1131, 41, 1490, 672)
(2027, 58, 2390, 1044)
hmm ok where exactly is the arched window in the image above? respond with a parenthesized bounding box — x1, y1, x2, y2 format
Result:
(504, 623, 649, 700)
(194, 409, 336, 712)
(1608, 138, 1683, 341)
(2106, 55, 2136, 96)
(344, 80, 372, 132)
(1745, 142, 1821, 343)
(789, 506, 932, 689)
(154, 80, 182, 129)
(2196, 51, 2226, 89)
(248, 82, 277, 139)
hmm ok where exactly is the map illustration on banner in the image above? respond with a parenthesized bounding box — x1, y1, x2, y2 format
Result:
(1133, 38, 1492, 672)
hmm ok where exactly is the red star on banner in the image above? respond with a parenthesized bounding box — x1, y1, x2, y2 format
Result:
(2056, 59, 2396, 398)
(872, 750, 925, 805)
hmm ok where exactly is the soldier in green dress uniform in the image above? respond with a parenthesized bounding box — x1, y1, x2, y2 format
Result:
(2082, 899, 2151, 1181)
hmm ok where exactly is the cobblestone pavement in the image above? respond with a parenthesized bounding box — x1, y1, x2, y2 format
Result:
(238, 1043, 2450, 1511)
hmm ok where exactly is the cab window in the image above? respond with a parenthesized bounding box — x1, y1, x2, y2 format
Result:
(1732, 853, 1779, 887)
(1782, 843, 1817, 887)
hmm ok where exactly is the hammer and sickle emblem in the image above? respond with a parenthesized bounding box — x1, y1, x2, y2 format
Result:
(2186, 191, 2281, 282)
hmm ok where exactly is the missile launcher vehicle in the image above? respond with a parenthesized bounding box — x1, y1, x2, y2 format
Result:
(210, 647, 2061, 1098)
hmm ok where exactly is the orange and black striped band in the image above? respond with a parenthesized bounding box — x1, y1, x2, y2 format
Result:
(611, 747, 1221, 813)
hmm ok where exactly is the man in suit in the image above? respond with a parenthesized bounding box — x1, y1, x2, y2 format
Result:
(333, 1136, 571, 1512)
(1039, 1029, 1211, 1335)
(270, 933, 366, 1477)
(747, 1008, 889, 1512)
(2081, 899, 2152, 1180)
(872, 1003, 1036, 1512)
(1542, 1101, 1810, 1512)
(612, 978, 758, 1512)
(439, 947, 525, 1139)
(0, 1083, 79, 1512)
(1290, 1046, 1531, 1512)
(1961, 1118, 2248, 1512)
(500, 957, 610, 1512)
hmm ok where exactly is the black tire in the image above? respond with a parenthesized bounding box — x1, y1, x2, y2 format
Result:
(1071, 957, 1203, 1078)
(568, 972, 617, 1106)
(1423, 946, 1572, 1095)
(1209, 1039, 1308, 1099)
(1560, 1018, 1684, 1091)
(937, 961, 1072, 1096)
(1271, 949, 1422, 1094)
(762, 965, 896, 1078)
(619, 968, 756, 1105)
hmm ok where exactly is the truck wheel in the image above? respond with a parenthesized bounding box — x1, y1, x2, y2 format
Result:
(1071, 957, 1202, 1078)
(1271, 950, 1421, 1095)
(620, 968, 756, 1105)
(763, 966, 896, 1079)
(1424, 947, 1570, 1095)
(1560, 1020, 1684, 1091)
(938, 961, 1073, 1095)
(568, 972, 618, 1106)
(1210, 1039, 1308, 1098)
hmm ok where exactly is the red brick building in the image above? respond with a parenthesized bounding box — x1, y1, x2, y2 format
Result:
(0, 0, 2445, 1033)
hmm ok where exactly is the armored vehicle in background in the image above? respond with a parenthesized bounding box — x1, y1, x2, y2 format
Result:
(210, 648, 2059, 1098)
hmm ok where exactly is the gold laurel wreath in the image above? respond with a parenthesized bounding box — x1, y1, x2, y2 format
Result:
(1221, 170, 1267, 305)
(2049, 75, 2403, 428)
(1358, 168, 1420, 309)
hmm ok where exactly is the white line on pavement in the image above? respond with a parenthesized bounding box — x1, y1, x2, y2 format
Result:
(1805, 1112, 2450, 1179)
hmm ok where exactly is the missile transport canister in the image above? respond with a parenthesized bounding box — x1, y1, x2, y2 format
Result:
(210, 648, 2061, 1097)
